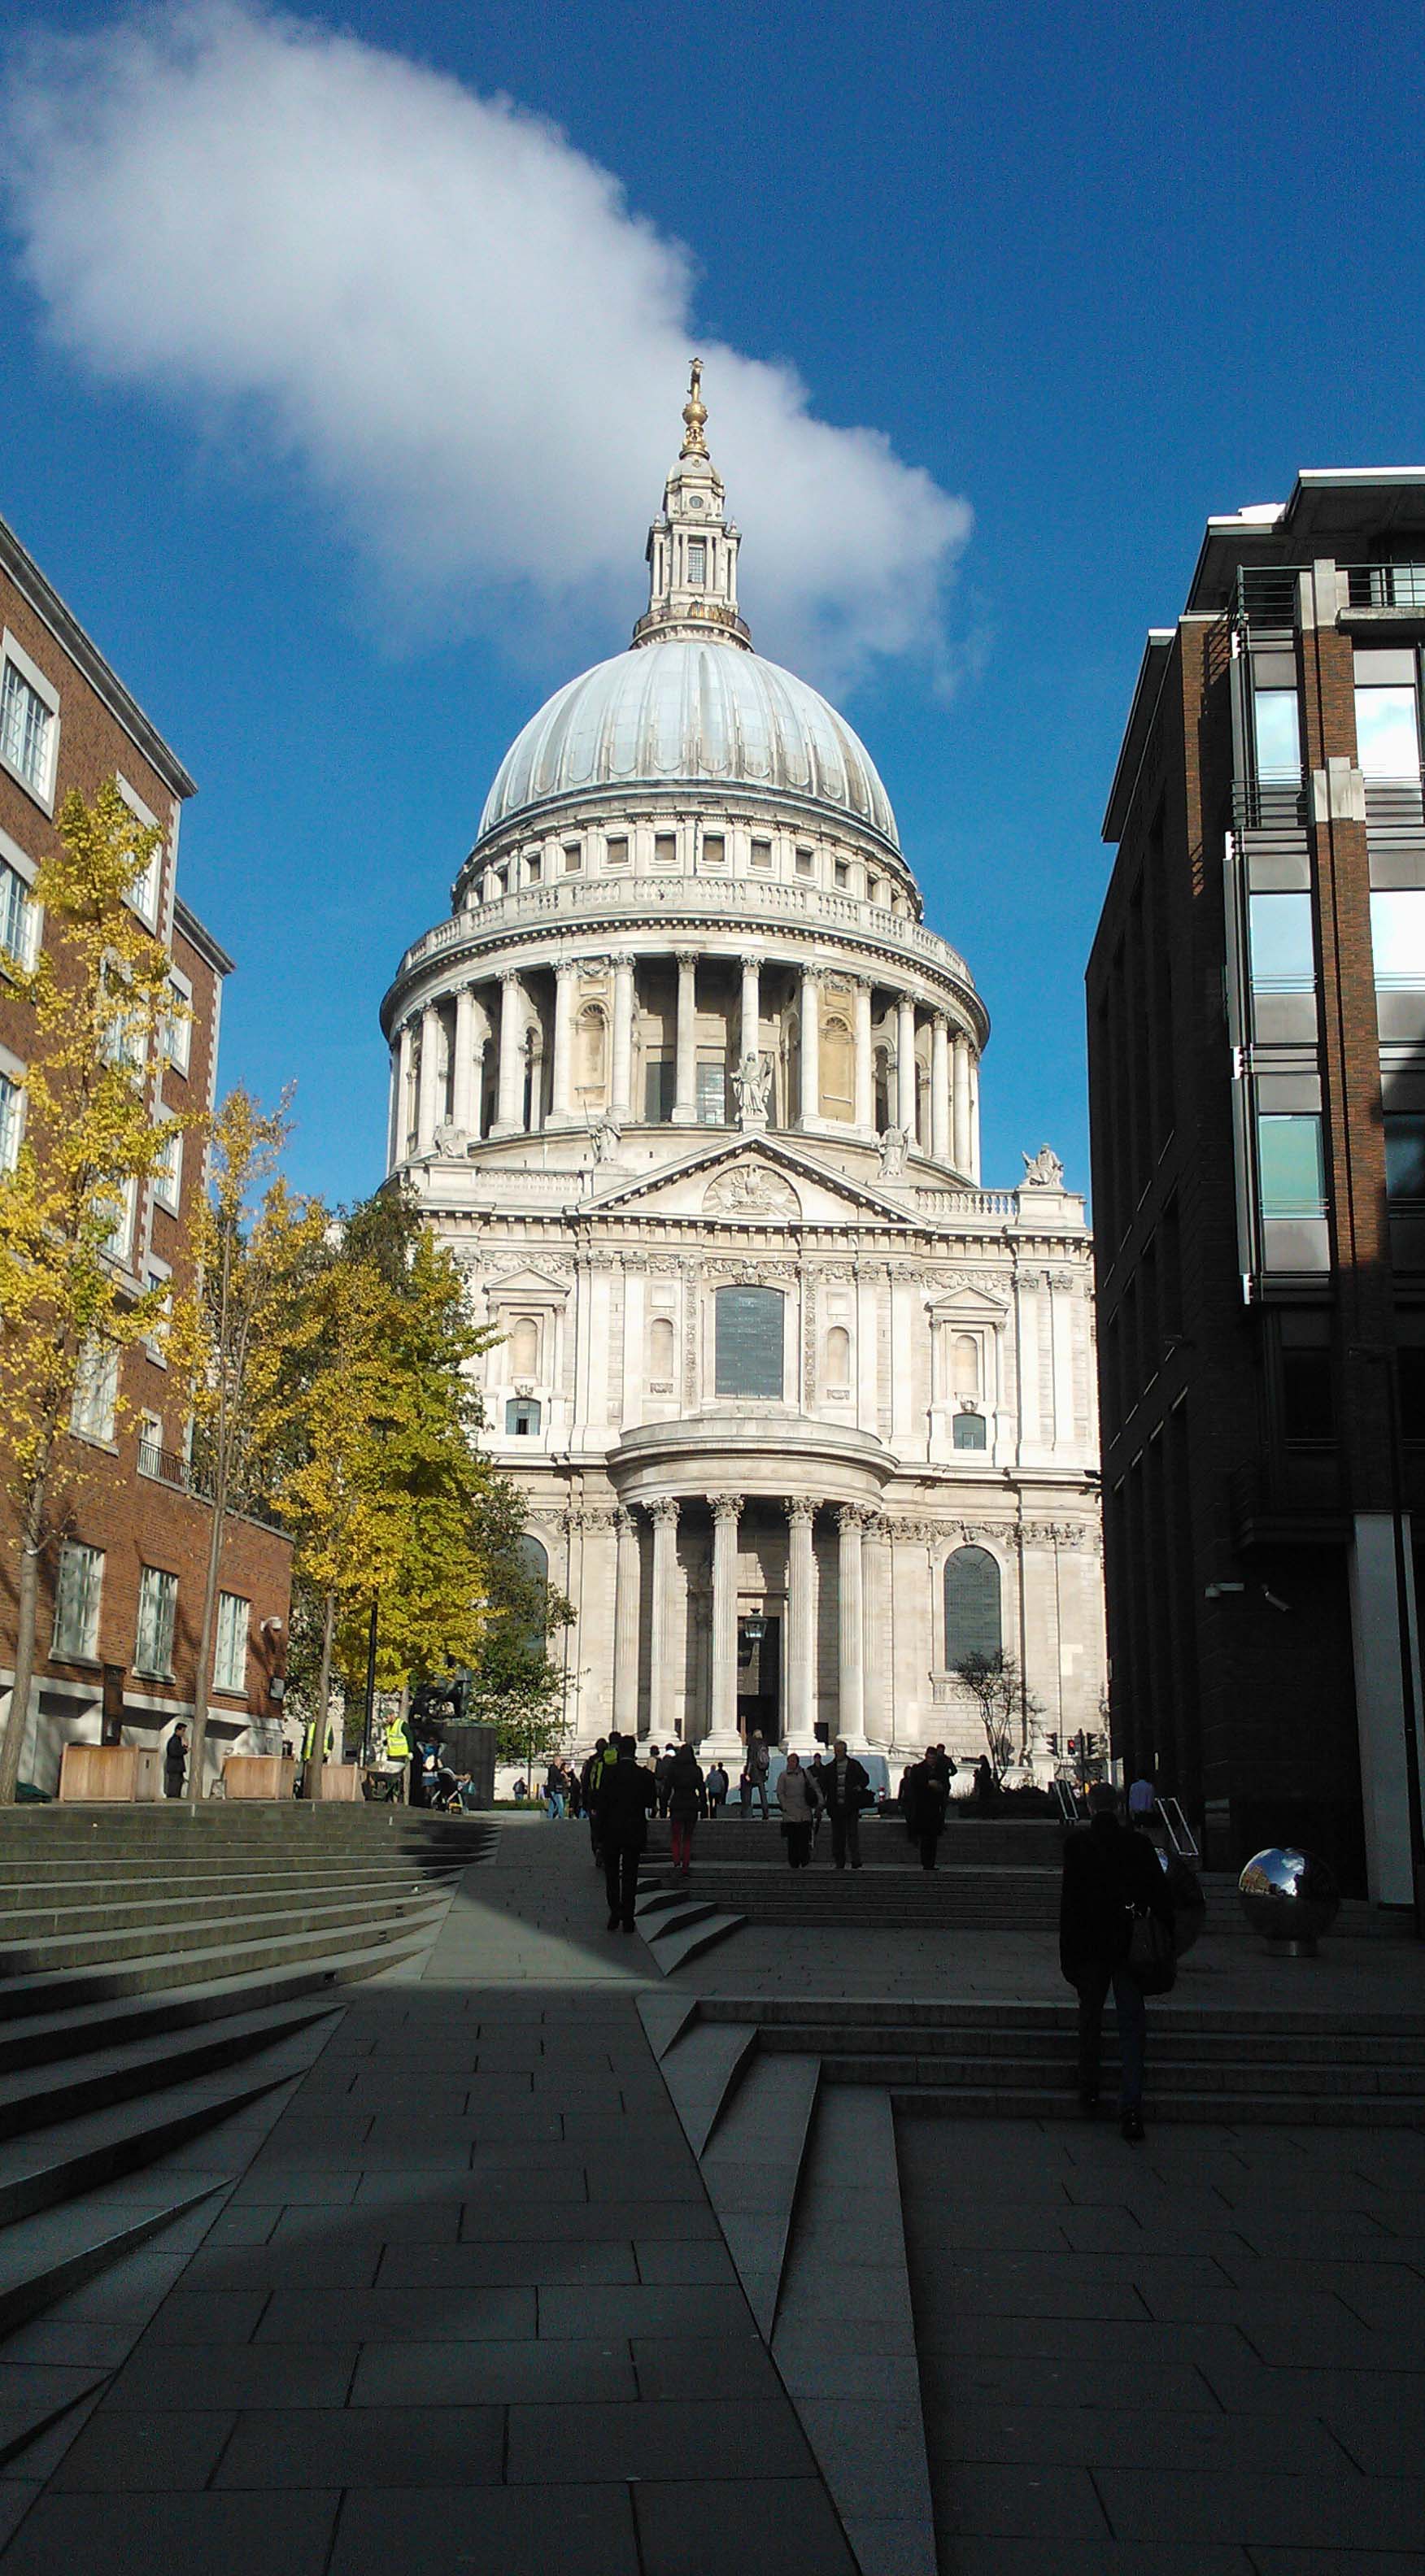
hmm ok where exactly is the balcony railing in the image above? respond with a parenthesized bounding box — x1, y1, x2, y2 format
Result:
(1344, 564, 1425, 612)
(137, 1441, 285, 1535)
(1235, 567, 1301, 634)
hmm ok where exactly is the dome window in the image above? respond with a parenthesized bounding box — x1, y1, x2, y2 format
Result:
(750, 839, 772, 871)
(654, 833, 677, 866)
(833, 859, 849, 890)
(795, 848, 815, 877)
(686, 537, 707, 585)
(562, 842, 582, 872)
(700, 834, 725, 867)
(604, 837, 628, 868)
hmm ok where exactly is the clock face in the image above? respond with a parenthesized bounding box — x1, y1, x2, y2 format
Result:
(688, 494, 704, 510)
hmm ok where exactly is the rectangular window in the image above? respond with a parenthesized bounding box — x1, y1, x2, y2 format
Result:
(833, 859, 849, 889)
(0, 860, 39, 971)
(214, 1591, 249, 1695)
(0, 1071, 22, 1173)
(70, 1340, 120, 1444)
(134, 1565, 178, 1678)
(525, 852, 542, 883)
(153, 1125, 181, 1214)
(104, 1174, 138, 1266)
(1357, 685, 1421, 781)
(749, 839, 772, 871)
(643, 1056, 674, 1122)
(1371, 890, 1425, 987)
(714, 1285, 785, 1399)
(686, 537, 707, 585)
(795, 847, 815, 877)
(653, 833, 677, 867)
(604, 836, 628, 868)
(53, 1541, 102, 1660)
(1386, 1114, 1425, 1205)
(563, 842, 582, 872)
(0, 654, 55, 799)
(142, 1263, 172, 1362)
(1281, 1348, 1335, 1446)
(137, 1413, 163, 1477)
(1257, 1112, 1326, 1218)
(1249, 891, 1315, 991)
(162, 976, 192, 1076)
(696, 1060, 726, 1125)
(1253, 686, 1301, 785)
(700, 834, 725, 866)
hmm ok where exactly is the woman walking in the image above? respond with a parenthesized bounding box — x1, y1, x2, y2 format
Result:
(666, 1743, 708, 1875)
(776, 1751, 821, 1868)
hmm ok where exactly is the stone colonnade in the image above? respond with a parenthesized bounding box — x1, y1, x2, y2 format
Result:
(611, 1492, 891, 1753)
(390, 951, 980, 1175)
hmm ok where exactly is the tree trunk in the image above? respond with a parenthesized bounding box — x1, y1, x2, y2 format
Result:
(189, 1457, 228, 1803)
(0, 1486, 45, 1804)
(303, 1590, 336, 1801)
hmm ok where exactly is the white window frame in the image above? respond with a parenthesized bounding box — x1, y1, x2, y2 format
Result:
(0, 630, 60, 814)
(137, 1412, 163, 1477)
(214, 1591, 250, 1695)
(102, 1173, 138, 1268)
(142, 1257, 172, 1364)
(134, 1564, 178, 1679)
(0, 829, 41, 976)
(53, 1540, 103, 1661)
(153, 1121, 181, 1214)
(70, 1338, 120, 1445)
(115, 775, 163, 929)
(163, 969, 193, 1076)
(0, 1042, 25, 1174)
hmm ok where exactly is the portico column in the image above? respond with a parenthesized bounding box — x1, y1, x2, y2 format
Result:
(416, 1003, 442, 1151)
(799, 966, 821, 1126)
(930, 1014, 952, 1164)
(896, 996, 917, 1139)
(862, 1516, 891, 1749)
(853, 978, 874, 1133)
(451, 987, 477, 1134)
(494, 970, 525, 1135)
(647, 1499, 681, 1742)
(952, 1033, 972, 1173)
(708, 1494, 743, 1750)
(673, 952, 699, 1125)
(612, 1507, 641, 1735)
(610, 953, 635, 1123)
(837, 1505, 865, 1745)
(970, 1051, 982, 1182)
(392, 1020, 414, 1168)
(551, 962, 577, 1123)
(786, 1498, 816, 1747)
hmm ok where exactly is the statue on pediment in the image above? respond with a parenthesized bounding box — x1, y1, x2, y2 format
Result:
(877, 1125, 909, 1180)
(731, 1050, 772, 1125)
(1022, 1143, 1065, 1188)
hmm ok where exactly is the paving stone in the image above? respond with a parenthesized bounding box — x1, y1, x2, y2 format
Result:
(326, 2483, 641, 2576)
(0, 2490, 341, 2576)
(215, 2404, 503, 2488)
(939, 2546, 1253, 2573)
(508, 2393, 808, 2482)
(631, 2336, 786, 2401)
(936, 2460, 1109, 2539)
(1100, 2469, 1425, 2548)
(938, 2398, 1340, 2474)
(182, 2245, 382, 2289)
(254, 2287, 537, 2343)
(634, 2474, 858, 2574)
(536, 2285, 751, 2339)
(270, 2201, 464, 2245)
(133, 2291, 268, 2344)
(373, 2241, 635, 2287)
(463, 2199, 718, 2242)
(100, 2343, 358, 2410)
(634, 2240, 739, 2285)
(350, 2337, 636, 2406)
(0, 2326, 133, 2371)
(49, 2408, 237, 2491)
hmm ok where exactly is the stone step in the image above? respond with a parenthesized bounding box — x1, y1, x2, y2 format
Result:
(639, 1910, 747, 1974)
(0, 2182, 225, 2340)
(813, 2048, 1425, 2100)
(750, 2021, 1425, 2069)
(0, 1996, 340, 2141)
(0, 2054, 306, 2229)
(0, 1909, 443, 2020)
(0, 1873, 458, 1939)
(895, 2085, 1425, 2127)
(0, 1887, 447, 1978)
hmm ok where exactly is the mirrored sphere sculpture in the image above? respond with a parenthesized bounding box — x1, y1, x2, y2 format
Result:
(1238, 1846, 1340, 1955)
(1158, 1850, 1207, 1956)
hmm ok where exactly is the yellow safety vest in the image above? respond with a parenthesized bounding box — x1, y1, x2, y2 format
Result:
(386, 1720, 411, 1761)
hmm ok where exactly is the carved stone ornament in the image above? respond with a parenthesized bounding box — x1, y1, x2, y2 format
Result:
(647, 1498, 681, 1529)
(877, 1126, 909, 1180)
(712, 1493, 744, 1525)
(1022, 1143, 1065, 1188)
(703, 1161, 800, 1218)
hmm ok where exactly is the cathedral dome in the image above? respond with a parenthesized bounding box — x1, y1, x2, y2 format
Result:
(476, 642, 900, 851)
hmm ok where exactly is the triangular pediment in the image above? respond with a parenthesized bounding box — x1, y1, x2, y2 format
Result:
(482, 1262, 573, 1299)
(926, 1279, 1011, 1321)
(580, 1132, 917, 1227)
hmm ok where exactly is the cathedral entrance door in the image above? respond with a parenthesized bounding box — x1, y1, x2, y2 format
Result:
(736, 1615, 781, 1745)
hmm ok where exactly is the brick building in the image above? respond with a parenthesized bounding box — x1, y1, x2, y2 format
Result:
(1090, 468, 1425, 1905)
(0, 511, 290, 1795)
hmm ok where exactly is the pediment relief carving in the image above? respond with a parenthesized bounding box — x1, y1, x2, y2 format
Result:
(703, 1162, 800, 1219)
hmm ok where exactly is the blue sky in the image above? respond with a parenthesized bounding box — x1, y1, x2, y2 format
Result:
(2, 0, 1422, 1209)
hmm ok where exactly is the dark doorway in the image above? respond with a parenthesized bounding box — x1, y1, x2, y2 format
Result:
(737, 1614, 781, 1744)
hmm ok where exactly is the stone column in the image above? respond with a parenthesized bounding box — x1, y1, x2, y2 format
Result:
(896, 995, 917, 1139)
(952, 1032, 972, 1173)
(861, 1515, 891, 1748)
(930, 1014, 952, 1163)
(970, 1051, 982, 1182)
(799, 966, 821, 1126)
(673, 952, 699, 1125)
(392, 1020, 414, 1168)
(837, 1505, 865, 1745)
(494, 970, 525, 1135)
(708, 1494, 743, 1751)
(610, 953, 635, 1123)
(785, 1498, 816, 1747)
(451, 987, 477, 1134)
(647, 1499, 681, 1743)
(468, 1038, 487, 1140)
(740, 955, 761, 1064)
(612, 1507, 641, 1735)
(550, 962, 577, 1123)
(853, 977, 875, 1133)
(416, 1003, 442, 1151)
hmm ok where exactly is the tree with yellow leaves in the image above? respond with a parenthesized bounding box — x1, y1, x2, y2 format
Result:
(0, 782, 197, 1804)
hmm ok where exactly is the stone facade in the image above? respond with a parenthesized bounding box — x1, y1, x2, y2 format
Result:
(381, 380, 1104, 1766)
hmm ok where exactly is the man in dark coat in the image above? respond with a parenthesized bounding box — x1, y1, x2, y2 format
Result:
(595, 1734, 657, 1932)
(1060, 1782, 1175, 2141)
(901, 1751, 949, 1869)
(163, 1723, 187, 1799)
(821, 1737, 871, 1870)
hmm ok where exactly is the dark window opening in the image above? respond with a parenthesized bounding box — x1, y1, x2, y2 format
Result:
(1280, 1349, 1334, 1447)
(506, 1399, 542, 1436)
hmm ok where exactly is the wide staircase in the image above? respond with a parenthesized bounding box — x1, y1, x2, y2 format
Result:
(0, 1802, 494, 2350)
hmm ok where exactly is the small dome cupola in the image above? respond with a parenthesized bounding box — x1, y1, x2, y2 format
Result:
(633, 361, 752, 652)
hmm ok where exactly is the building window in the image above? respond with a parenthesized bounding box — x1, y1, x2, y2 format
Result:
(820, 1014, 854, 1122)
(137, 1412, 163, 1477)
(1371, 890, 1425, 986)
(506, 1396, 542, 1436)
(215, 1590, 249, 1694)
(142, 1262, 172, 1363)
(153, 1126, 181, 1214)
(644, 1055, 674, 1122)
(943, 1544, 1000, 1663)
(103, 1174, 138, 1267)
(1253, 685, 1301, 784)
(700, 834, 725, 867)
(70, 1339, 120, 1444)
(696, 1060, 726, 1125)
(1385, 1114, 1425, 1206)
(952, 1334, 980, 1397)
(833, 859, 849, 889)
(649, 1314, 675, 1388)
(686, 537, 707, 585)
(1248, 891, 1315, 991)
(0, 1071, 23, 1173)
(826, 1325, 851, 1397)
(714, 1286, 785, 1399)
(750, 839, 772, 871)
(604, 837, 629, 868)
(134, 1566, 178, 1679)
(867, 875, 882, 905)
(1356, 682, 1421, 781)
(53, 1541, 103, 1660)
(795, 847, 815, 877)
(1281, 1348, 1334, 1446)
(0, 652, 56, 800)
(952, 1410, 988, 1451)
(0, 860, 39, 972)
(563, 842, 582, 872)
(1400, 1347, 1425, 1444)
(1257, 1113, 1326, 1218)
(653, 833, 677, 868)
(525, 851, 542, 884)
(575, 1005, 607, 1102)
(163, 977, 192, 1075)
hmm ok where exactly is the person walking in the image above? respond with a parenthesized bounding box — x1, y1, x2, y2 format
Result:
(384, 1711, 412, 1803)
(544, 1759, 567, 1821)
(581, 1738, 610, 1866)
(666, 1743, 708, 1874)
(596, 1734, 657, 1932)
(738, 1765, 752, 1817)
(821, 1738, 870, 1870)
(1060, 1781, 1176, 2142)
(654, 1743, 677, 1821)
(745, 1730, 771, 1818)
(706, 1760, 729, 1819)
(163, 1721, 188, 1799)
(776, 1750, 821, 1867)
(902, 1750, 949, 1869)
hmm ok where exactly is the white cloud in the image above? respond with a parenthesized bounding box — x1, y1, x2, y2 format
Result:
(3, 1, 970, 686)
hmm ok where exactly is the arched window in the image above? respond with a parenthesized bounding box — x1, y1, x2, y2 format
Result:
(509, 1315, 540, 1379)
(952, 1411, 987, 1451)
(944, 1545, 1000, 1664)
(826, 1325, 852, 1395)
(506, 1397, 542, 1437)
(715, 1286, 784, 1399)
(820, 1015, 854, 1123)
(649, 1315, 675, 1386)
(952, 1334, 980, 1397)
(576, 1006, 607, 1102)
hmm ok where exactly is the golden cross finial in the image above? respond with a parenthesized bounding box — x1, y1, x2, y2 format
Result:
(681, 357, 708, 458)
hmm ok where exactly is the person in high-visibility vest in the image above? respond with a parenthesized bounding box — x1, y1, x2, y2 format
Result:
(385, 1715, 411, 1803)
